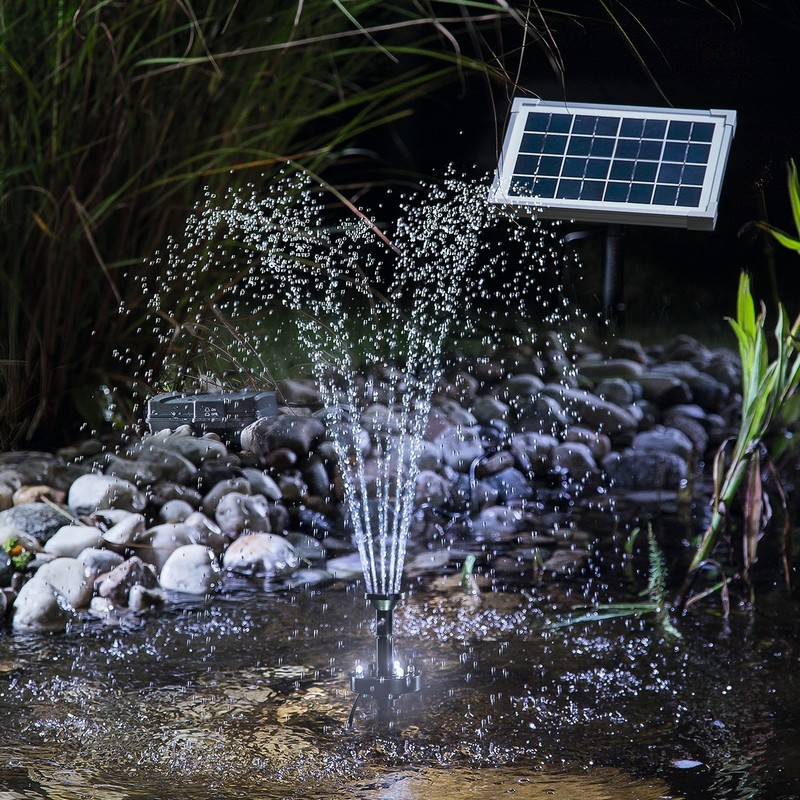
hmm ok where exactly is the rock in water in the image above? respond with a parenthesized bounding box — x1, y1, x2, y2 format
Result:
(159, 545, 221, 594)
(222, 533, 299, 577)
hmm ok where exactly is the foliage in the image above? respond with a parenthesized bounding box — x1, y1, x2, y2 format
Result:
(0, 0, 516, 448)
(1, 535, 32, 571)
(757, 159, 800, 253)
(675, 270, 800, 609)
(548, 526, 681, 638)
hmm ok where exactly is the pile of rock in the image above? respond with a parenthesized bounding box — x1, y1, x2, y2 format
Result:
(0, 334, 741, 633)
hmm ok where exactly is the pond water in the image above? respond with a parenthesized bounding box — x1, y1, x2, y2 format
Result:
(1, 545, 798, 800)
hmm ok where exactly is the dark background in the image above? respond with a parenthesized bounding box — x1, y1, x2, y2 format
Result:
(373, 2, 800, 332)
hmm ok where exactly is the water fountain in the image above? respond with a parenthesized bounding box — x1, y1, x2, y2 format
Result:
(138, 168, 578, 724)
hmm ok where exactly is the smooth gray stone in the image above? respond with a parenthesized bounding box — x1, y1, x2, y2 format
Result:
(159, 545, 221, 595)
(43, 524, 103, 558)
(603, 450, 689, 491)
(0, 503, 72, 545)
(68, 473, 146, 516)
(222, 533, 299, 577)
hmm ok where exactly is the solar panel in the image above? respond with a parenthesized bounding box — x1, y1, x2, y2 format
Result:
(490, 99, 736, 230)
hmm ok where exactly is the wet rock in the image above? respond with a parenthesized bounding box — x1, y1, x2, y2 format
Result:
(543, 548, 588, 575)
(437, 399, 479, 428)
(159, 545, 221, 595)
(43, 524, 104, 558)
(564, 426, 612, 460)
(706, 349, 741, 389)
(685, 372, 730, 411)
(472, 505, 523, 541)
(239, 468, 282, 501)
(545, 386, 638, 439)
(660, 334, 712, 367)
(448, 371, 480, 404)
(481, 467, 534, 502)
(68, 474, 146, 516)
(101, 513, 147, 551)
(510, 432, 558, 473)
(215, 492, 272, 537)
(609, 338, 648, 364)
(0, 483, 13, 511)
(129, 445, 198, 485)
(241, 415, 325, 459)
(508, 393, 569, 435)
(147, 481, 202, 509)
(631, 426, 694, 462)
(474, 450, 516, 478)
(77, 548, 124, 577)
(416, 440, 442, 472)
(636, 375, 692, 407)
(262, 446, 298, 472)
(435, 425, 485, 472)
(595, 377, 634, 407)
(159, 499, 195, 522)
(183, 512, 228, 552)
(102, 453, 161, 486)
(0, 550, 12, 587)
(662, 415, 709, 459)
(95, 556, 159, 607)
(551, 442, 599, 479)
(360, 404, 401, 437)
(201, 477, 252, 515)
(295, 507, 334, 537)
(16, 556, 95, 623)
(277, 377, 321, 407)
(222, 533, 299, 577)
(277, 472, 308, 503)
(285, 533, 327, 562)
(577, 358, 644, 382)
(0, 502, 71, 545)
(159, 432, 229, 465)
(603, 450, 688, 491)
(325, 552, 363, 582)
(470, 395, 509, 425)
(415, 470, 451, 507)
(12, 485, 66, 506)
(497, 373, 544, 404)
(137, 523, 198, 572)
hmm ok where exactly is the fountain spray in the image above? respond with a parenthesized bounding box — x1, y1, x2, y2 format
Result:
(349, 593, 421, 725)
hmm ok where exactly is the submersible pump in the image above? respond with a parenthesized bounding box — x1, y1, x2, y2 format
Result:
(349, 593, 422, 725)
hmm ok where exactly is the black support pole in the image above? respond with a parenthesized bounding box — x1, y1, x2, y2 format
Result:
(602, 224, 625, 325)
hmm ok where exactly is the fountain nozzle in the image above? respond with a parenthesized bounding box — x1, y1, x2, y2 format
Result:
(349, 593, 422, 725)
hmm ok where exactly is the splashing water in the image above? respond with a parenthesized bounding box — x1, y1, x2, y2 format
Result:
(134, 168, 583, 593)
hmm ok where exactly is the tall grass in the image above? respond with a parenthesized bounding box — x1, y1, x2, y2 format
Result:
(0, 1, 513, 447)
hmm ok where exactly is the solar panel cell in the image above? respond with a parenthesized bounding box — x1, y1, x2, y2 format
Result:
(567, 137, 592, 156)
(586, 159, 611, 179)
(668, 120, 692, 140)
(629, 183, 654, 204)
(690, 122, 715, 142)
(556, 180, 583, 199)
(573, 115, 597, 135)
(643, 119, 667, 138)
(638, 140, 662, 160)
(663, 141, 688, 162)
(563, 158, 586, 177)
(658, 163, 683, 184)
(610, 160, 636, 181)
(615, 139, 639, 159)
(590, 138, 615, 157)
(524, 114, 549, 132)
(595, 117, 621, 136)
(542, 135, 568, 154)
(682, 165, 706, 185)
